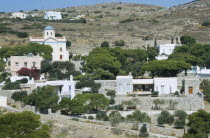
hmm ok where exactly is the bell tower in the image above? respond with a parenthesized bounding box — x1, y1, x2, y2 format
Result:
(44, 26, 55, 39)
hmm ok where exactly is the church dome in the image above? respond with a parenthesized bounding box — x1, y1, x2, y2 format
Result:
(44, 26, 54, 30)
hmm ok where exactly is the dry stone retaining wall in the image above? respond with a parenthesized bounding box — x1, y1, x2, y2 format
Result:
(115, 96, 204, 111)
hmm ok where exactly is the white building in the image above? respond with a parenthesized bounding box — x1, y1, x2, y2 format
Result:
(0, 96, 7, 107)
(30, 26, 69, 62)
(116, 75, 177, 95)
(44, 11, 62, 20)
(10, 12, 29, 19)
(155, 44, 180, 60)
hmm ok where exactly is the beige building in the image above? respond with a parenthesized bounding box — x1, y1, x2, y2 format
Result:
(10, 53, 42, 76)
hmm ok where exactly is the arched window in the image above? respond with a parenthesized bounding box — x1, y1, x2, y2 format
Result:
(60, 47, 62, 52)
(60, 55, 62, 60)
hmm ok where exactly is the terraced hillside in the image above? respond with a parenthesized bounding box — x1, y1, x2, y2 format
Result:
(0, 1, 210, 54)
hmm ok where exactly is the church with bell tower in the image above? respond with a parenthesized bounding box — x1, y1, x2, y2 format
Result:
(30, 26, 69, 62)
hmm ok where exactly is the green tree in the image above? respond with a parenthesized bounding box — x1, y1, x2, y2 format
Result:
(59, 97, 85, 115)
(24, 86, 59, 113)
(146, 47, 159, 60)
(157, 110, 174, 126)
(126, 110, 151, 123)
(180, 35, 196, 45)
(66, 40, 71, 47)
(202, 21, 210, 27)
(152, 99, 165, 110)
(17, 32, 29, 38)
(2, 81, 20, 90)
(139, 125, 149, 137)
(0, 111, 50, 138)
(109, 111, 123, 127)
(101, 41, 110, 47)
(11, 91, 27, 102)
(85, 48, 121, 79)
(183, 110, 210, 137)
(142, 60, 191, 77)
(96, 111, 109, 121)
(0, 59, 5, 72)
(75, 77, 101, 93)
(174, 110, 187, 128)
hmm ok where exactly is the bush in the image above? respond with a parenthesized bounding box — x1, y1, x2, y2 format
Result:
(71, 118, 79, 121)
(82, 116, 87, 119)
(2, 82, 20, 90)
(119, 18, 134, 23)
(107, 104, 123, 111)
(18, 78, 28, 84)
(96, 111, 109, 121)
(139, 125, 149, 137)
(114, 40, 125, 46)
(88, 115, 94, 120)
(151, 91, 159, 97)
(109, 98, 115, 105)
(202, 21, 210, 27)
(157, 110, 174, 126)
(101, 41, 109, 47)
(66, 41, 71, 47)
(17, 32, 29, 38)
(174, 110, 187, 128)
(11, 91, 27, 102)
(112, 128, 122, 135)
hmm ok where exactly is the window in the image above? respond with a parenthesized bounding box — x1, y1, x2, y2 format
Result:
(32, 62, 36, 67)
(60, 47, 62, 52)
(24, 62, 27, 67)
(51, 32, 52, 35)
(69, 86, 71, 90)
(60, 55, 62, 60)
(47, 32, 48, 36)
(15, 62, 19, 67)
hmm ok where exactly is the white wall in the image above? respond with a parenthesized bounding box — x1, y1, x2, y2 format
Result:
(0, 96, 7, 107)
(116, 76, 133, 95)
(44, 11, 62, 20)
(154, 78, 177, 95)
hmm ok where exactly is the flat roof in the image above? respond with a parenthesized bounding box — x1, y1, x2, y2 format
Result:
(132, 79, 153, 84)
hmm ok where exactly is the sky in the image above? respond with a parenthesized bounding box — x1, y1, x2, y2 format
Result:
(1, 0, 194, 12)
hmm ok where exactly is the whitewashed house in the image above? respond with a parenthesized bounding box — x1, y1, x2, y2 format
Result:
(30, 26, 69, 62)
(155, 44, 180, 60)
(44, 11, 62, 20)
(10, 12, 29, 19)
(116, 75, 177, 95)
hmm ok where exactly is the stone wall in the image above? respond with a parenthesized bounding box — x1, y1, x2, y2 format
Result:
(115, 96, 204, 111)
(95, 80, 116, 95)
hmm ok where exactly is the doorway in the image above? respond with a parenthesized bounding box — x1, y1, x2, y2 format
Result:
(188, 87, 193, 94)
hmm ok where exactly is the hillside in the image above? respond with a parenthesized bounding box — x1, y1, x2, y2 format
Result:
(1, 1, 210, 54)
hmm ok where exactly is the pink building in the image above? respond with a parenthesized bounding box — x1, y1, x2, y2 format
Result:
(10, 53, 42, 76)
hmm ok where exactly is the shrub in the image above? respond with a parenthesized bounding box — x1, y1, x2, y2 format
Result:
(152, 99, 165, 110)
(2, 82, 20, 90)
(157, 110, 174, 126)
(109, 98, 115, 105)
(18, 78, 28, 83)
(96, 111, 109, 121)
(151, 91, 159, 97)
(101, 41, 109, 47)
(88, 115, 94, 120)
(71, 118, 79, 121)
(139, 125, 149, 137)
(119, 18, 134, 23)
(17, 32, 29, 38)
(112, 128, 122, 135)
(66, 41, 71, 47)
(202, 21, 210, 27)
(11, 91, 27, 102)
(126, 110, 151, 123)
(82, 116, 87, 119)
(107, 104, 123, 111)
(174, 110, 187, 128)
(114, 40, 125, 46)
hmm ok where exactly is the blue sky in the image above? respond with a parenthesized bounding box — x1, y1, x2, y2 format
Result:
(1, 0, 194, 12)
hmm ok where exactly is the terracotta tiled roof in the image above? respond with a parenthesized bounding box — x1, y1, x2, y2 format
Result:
(31, 37, 44, 39)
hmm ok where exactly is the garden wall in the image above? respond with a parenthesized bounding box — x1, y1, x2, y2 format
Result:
(115, 96, 204, 111)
